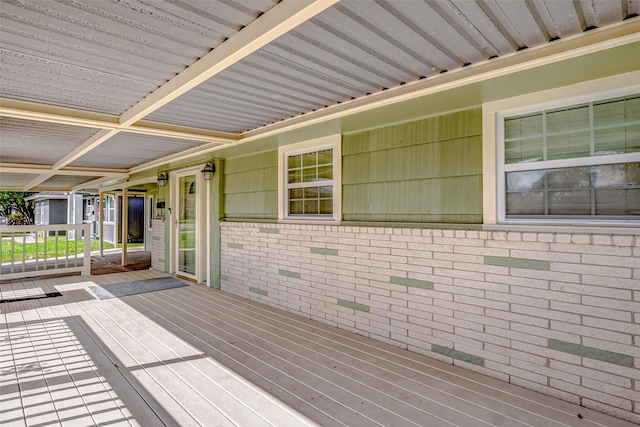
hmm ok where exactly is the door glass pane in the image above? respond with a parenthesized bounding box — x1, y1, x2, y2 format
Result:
(178, 175, 196, 276)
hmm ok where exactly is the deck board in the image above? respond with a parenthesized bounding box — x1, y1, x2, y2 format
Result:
(1, 271, 636, 427)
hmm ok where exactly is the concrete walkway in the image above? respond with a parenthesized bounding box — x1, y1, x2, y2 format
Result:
(1, 270, 635, 426)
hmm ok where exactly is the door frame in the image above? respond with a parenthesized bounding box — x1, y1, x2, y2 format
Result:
(170, 166, 210, 284)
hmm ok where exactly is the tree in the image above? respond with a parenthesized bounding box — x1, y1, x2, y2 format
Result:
(0, 192, 35, 224)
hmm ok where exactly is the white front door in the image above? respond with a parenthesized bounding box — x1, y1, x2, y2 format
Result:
(172, 168, 208, 282)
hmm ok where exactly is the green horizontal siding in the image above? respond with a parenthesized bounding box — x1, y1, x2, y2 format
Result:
(224, 151, 278, 219)
(342, 108, 483, 224)
(343, 108, 482, 156)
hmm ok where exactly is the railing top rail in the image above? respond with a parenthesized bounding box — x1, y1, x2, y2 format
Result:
(0, 224, 90, 233)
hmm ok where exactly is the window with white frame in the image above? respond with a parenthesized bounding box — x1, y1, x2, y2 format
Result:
(279, 135, 341, 220)
(502, 94, 639, 221)
(103, 195, 115, 223)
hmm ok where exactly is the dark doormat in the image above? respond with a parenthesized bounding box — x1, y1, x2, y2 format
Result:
(89, 277, 188, 300)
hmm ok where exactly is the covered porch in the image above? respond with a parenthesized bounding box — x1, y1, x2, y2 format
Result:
(1, 270, 633, 427)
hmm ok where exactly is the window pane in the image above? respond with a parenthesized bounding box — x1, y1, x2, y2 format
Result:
(596, 189, 640, 215)
(304, 200, 319, 214)
(320, 200, 333, 214)
(546, 105, 589, 134)
(319, 186, 333, 198)
(593, 97, 626, 127)
(627, 96, 640, 122)
(289, 188, 303, 199)
(288, 154, 301, 169)
(302, 167, 317, 182)
(505, 138, 544, 164)
(506, 170, 545, 192)
(593, 96, 640, 126)
(318, 165, 333, 180)
(548, 191, 591, 215)
(594, 126, 626, 155)
(505, 114, 542, 139)
(288, 169, 301, 184)
(304, 187, 318, 198)
(506, 192, 544, 215)
(289, 200, 303, 215)
(317, 149, 333, 165)
(547, 131, 590, 160)
(303, 151, 316, 167)
(626, 124, 640, 152)
(547, 168, 590, 189)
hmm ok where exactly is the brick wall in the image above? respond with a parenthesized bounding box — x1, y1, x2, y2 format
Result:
(151, 219, 165, 271)
(220, 221, 640, 422)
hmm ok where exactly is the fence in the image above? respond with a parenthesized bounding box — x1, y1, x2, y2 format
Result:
(1, 224, 91, 281)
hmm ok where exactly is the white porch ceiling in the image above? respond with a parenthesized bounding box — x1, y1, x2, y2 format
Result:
(1, 0, 639, 192)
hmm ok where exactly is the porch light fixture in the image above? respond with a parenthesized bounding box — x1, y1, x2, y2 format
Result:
(201, 162, 215, 181)
(157, 171, 168, 187)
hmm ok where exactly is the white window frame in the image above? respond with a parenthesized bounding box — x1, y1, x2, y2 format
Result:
(103, 195, 116, 223)
(483, 72, 640, 225)
(278, 134, 342, 222)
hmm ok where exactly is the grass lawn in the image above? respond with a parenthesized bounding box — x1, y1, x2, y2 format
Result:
(2, 236, 116, 263)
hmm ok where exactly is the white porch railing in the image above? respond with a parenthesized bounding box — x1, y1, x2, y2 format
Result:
(1, 224, 91, 281)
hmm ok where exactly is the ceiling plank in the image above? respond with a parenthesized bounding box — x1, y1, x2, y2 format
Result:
(119, 0, 338, 127)
(241, 19, 640, 142)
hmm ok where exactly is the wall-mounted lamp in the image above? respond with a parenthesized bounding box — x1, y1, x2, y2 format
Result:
(156, 200, 166, 219)
(157, 171, 168, 187)
(201, 162, 215, 181)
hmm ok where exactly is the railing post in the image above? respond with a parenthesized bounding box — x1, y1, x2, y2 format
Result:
(82, 223, 91, 276)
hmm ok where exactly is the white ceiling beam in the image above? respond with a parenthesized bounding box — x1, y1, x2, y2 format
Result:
(128, 140, 231, 174)
(71, 175, 130, 192)
(98, 175, 158, 193)
(0, 164, 127, 177)
(0, 98, 118, 128)
(23, 173, 54, 191)
(119, 0, 338, 127)
(51, 129, 120, 171)
(0, 98, 238, 144)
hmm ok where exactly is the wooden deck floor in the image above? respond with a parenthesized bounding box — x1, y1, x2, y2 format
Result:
(0, 270, 635, 427)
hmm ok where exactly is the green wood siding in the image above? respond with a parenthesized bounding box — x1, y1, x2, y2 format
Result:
(342, 108, 483, 223)
(224, 151, 278, 219)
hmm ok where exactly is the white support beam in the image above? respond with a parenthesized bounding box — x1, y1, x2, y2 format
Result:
(0, 98, 118, 129)
(23, 173, 54, 191)
(128, 140, 230, 174)
(0, 98, 239, 144)
(98, 176, 159, 193)
(0, 164, 128, 177)
(119, 0, 338, 127)
(71, 175, 130, 192)
(52, 129, 119, 171)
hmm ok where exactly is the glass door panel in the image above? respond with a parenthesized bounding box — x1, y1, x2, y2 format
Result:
(178, 174, 197, 277)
